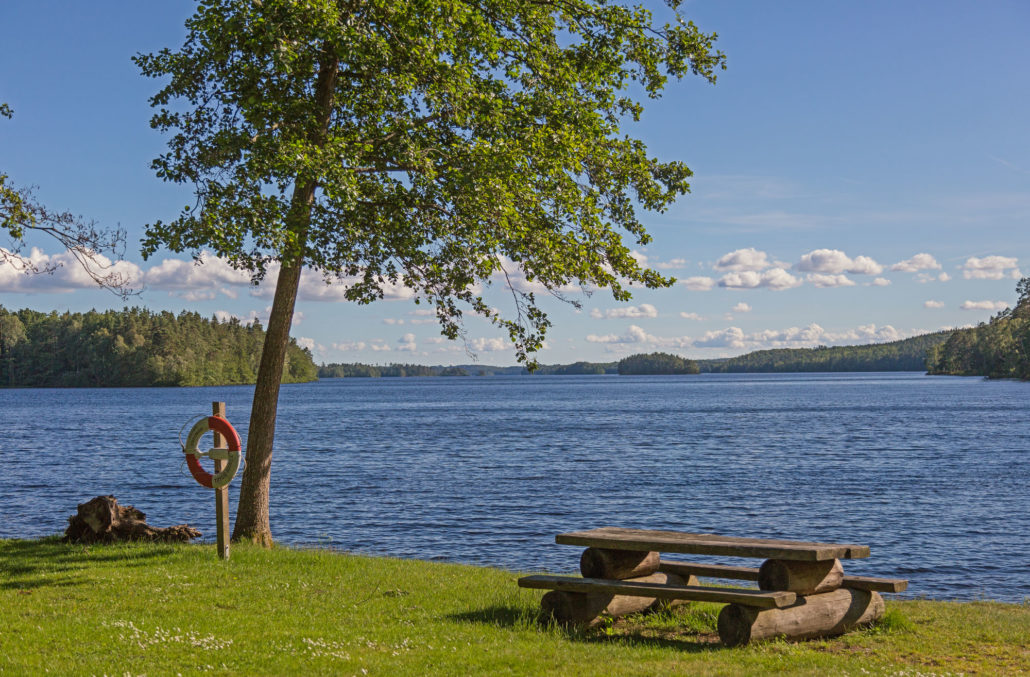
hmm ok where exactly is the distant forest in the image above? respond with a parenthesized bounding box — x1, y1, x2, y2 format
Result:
(927, 278, 1030, 379)
(697, 332, 954, 373)
(318, 353, 703, 378)
(0, 306, 318, 387)
(320, 332, 968, 378)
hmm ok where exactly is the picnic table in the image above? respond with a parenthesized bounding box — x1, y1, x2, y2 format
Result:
(518, 527, 908, 646)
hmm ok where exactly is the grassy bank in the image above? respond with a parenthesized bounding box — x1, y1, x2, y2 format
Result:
(1, 538, 1027, 676)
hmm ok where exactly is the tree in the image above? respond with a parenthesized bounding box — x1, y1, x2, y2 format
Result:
(1, 105, 136, 297)
(136, 0, 724, 545)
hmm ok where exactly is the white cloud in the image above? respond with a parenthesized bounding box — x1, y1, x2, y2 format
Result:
(960, 300, 1009, 311)
(924, 300, 945, 309)
(680, 312, 703, 320)
(654, 258, 687, 270)
(891, 253, 941, 272)
(470, 337, 508, 352)
(796, 249, 883, 275)
(383, 318, 405, 325)
(589, 303, 658, 319)
(806, 273, 856, 288)
(719, 268, 802, 291)
(681, 276, 715, 291)
(369, 342, 392, 352)
(396, 333, 417, 352)
(179, 289, 217, 301)
(629, 250, 648, 266)
(143, 252, 250, 296)
(296, 337, 316, 351)
(585, 324, 692, 351)
(961, 256, 1022, 280)
(586, 324, 649, 344)
(938, 272, 951, 282)
(0, 247, 143, 294)
(714, 247, 770, 271)
(731, 302, 751, 313)
(694, 327, 747, 348)
(870, 277, 891, 287)
(332, 341, 368, 351)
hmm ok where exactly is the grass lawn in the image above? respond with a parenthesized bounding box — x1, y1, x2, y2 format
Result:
(1, 538, 1028, 676)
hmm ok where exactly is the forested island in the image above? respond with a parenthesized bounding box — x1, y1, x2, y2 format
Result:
(927, 278, 1030, 379)
(0, 306, 317, 387)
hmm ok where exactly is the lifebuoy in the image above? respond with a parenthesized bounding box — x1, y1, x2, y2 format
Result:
(184, 416, 242, 489)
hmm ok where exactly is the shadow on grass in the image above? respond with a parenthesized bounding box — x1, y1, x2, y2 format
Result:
(448, 604, 723, 654)
(0, 537, 178, 590)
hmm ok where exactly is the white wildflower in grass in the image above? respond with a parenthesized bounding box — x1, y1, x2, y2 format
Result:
(301, 637, 351, 660)
(104, 620, 232, 651)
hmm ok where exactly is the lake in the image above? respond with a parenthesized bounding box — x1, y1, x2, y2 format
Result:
(2, 372, 1027, 602)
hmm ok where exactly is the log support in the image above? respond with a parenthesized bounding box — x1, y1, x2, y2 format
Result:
(717, 587, 885, 646)
(540, 572, 696, 627)
(580, 547, 660, 579)
(758, 558, 843, 595)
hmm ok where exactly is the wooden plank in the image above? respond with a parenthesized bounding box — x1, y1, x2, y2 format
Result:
(517, 575, 796, 609)
(659, 560, 760, 581)
(839, 575, 908, 593)
(557, 527, 870, 561)
(660, 560, 907, 593)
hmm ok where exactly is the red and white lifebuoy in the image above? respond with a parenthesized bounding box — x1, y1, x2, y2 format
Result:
(184, 416, 242, 489)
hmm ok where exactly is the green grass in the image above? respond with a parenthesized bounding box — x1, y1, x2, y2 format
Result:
(2, 538, 1028, 676)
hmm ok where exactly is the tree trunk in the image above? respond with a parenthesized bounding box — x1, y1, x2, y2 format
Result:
(230, 258, 304, 546)
(230, 50, 339, 546)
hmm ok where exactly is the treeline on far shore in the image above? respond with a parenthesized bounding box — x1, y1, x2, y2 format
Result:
(319, 353, 700, 378)
(927, 278, 1030, 379)
(0, 306, 317, 387)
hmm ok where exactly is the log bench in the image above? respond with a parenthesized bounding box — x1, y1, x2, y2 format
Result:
(517, 527, 908, 646)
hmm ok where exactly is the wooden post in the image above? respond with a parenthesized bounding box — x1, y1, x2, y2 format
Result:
(212, 401, 230, 560)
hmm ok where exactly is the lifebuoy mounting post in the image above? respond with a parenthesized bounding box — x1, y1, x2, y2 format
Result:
(182, 402, 242, 559)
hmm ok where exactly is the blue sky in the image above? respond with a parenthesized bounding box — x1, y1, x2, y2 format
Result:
(2, 1, 1028, 365)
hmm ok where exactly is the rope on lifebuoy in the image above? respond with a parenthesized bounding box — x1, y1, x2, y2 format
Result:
(183, 416, 243, 489)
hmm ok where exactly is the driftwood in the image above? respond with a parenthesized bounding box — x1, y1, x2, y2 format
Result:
(64, 495, 201, 544)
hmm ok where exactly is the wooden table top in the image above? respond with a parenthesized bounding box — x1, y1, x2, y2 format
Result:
(556, 527, 870, 561)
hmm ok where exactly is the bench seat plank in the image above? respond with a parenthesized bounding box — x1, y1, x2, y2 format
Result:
(557, 527, 870, 561)
(517, 574, 797, 609)
(658, 560, 908, 593)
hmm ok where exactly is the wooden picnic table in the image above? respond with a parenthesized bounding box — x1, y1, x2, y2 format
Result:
(517, 526, 908, 646)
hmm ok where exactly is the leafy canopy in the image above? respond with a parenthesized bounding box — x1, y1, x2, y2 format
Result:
(135, 0, 724, 363)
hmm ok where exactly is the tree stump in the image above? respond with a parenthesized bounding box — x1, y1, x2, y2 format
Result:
(63, 496, 201, 544)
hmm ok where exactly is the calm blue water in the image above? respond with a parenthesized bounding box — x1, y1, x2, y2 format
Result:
(2, 372, 1028, 602)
